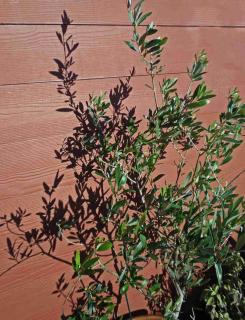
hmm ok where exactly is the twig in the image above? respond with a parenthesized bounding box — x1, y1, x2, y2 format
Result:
(0, 252, 42, 277)
(227, 169, 245, 187)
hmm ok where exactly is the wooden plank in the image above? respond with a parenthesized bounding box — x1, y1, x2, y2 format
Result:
(1, 0, 245, 26)
(0, 76, 160, 212)
(0, 236, 74, 320)
(1, 2, 245, 319)
(0, 26, 245, 86)
(0, 235, 146, 320)
(1, 76, 244, 212)
(0, 77, 244, 320)
(1, 75, 244, 150)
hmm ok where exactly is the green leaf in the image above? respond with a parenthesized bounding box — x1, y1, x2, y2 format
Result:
(231, 197, 243, 211)
(215, 262, 223, 285)
(128, 11, 134, 24)
(134, 0, 145, 13)
(120, 283, 129, 295)
(74, 250, 81, 271)
(221, 154, 232, 165)
(238, 104, 245, 116)
(236, 231, 245, 251)
(145, 37, 167, 49)
(187, 99, 210, 109)
(133, 234, 147, 258)
(181, 172, 192, 188)
(162, 77, 178, 91)
(96, 241, 112, 252)
(141, 233, 147, 240)
(125, 40, 137, 52)
(119, 175, 127, 188)
(224, 212, 241, 227)
(118, 222, 127, 238)
(127, 217, 139, 227)
(82, 257, 99, 271)
(149, 283, 161, 295)
(223, 137, 241, 144)
(192, 83, 203, 99)
(119, 266, 127, 283)
(94, 169, 105, 178)
(115, 164, 121, 186)
(148, 46, 163, 55)
(112, 200, 127, 213)
(189, 50, 208, 80)
(148, 153, 158, 169)
(137, 12, 152, 25)
(139, 28, 157, 46)
(135, 276, 148, 288)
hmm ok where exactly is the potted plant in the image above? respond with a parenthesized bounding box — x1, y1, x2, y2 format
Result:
(1, 1, 244, 319)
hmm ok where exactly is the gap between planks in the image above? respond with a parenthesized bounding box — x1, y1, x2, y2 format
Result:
(0, 72, 187, 88)
(1, 23, 245, 28)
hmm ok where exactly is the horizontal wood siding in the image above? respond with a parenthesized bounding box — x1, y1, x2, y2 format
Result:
(0, 1, 244, 319)
(1, 26, 245, 85)
(1, 0, 245, 26)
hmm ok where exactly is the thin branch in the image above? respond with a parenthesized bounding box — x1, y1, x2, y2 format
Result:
(0, 252, 42, 277)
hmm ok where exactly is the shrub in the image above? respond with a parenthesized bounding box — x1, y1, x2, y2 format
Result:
(1, 1, 244, 319)
(203, 252, 245, 320)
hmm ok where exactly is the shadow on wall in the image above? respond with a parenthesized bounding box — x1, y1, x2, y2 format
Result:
(0, 73, 142, 312)
(0, 11, 158, 318)
(1, 8, 244, 320)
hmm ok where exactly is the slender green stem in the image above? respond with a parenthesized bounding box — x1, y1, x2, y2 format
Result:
(150, 70, 158, 109)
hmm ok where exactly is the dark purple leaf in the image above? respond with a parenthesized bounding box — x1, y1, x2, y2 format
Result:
(56, 32, 63, 44)
(49, 71, 64, 80)
(54, 59, 65, 69)
(56, 107, 73, 112)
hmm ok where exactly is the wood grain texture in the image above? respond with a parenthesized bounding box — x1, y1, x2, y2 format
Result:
(1, 26, 245, 85)
(1, 76, 244, 213)
(1, 0, 245, 26)
(0, 239, 74, 319)
(0, 75, 244, 319)
(0, 1, 245, 319)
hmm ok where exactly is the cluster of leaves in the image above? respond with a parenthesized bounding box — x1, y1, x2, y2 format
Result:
(52, 2, 244, 319)
(63, 283, 115, 320)
(203, 252, 245, 320)
(0, 170, 72, 275)
(126, 0, 167, 76)
(1, 1, 244, 320)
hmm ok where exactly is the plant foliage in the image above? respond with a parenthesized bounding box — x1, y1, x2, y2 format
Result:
(1, 1, 245, 320)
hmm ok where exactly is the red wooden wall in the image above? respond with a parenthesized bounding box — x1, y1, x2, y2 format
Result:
(0, 1, 244, 319)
